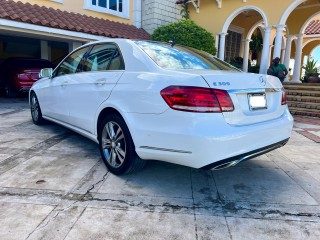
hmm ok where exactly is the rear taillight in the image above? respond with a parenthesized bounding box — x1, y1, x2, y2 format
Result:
(160, 86, 234, 113)
(281, 89, 287, 105)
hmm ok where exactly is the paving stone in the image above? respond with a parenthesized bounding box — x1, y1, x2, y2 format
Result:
(0, 202, 54, 240)
(285, 169, 320, 203)
(0, 98, 320, 240)
(97, 161, 193, 198)
(212, 168, 318, 205)
(0, 154, 98, 192)
(27, 206, 85, 240)
(0, 154, 11, 162)
(196, 215, 231, 240)
(65, 208, 197, 240)
(226, 217, 320, 240)
(277, 144, 320, 164)
(47, 135, 99, 153)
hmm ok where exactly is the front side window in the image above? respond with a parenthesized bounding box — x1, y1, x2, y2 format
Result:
(135, 41, 240, 71)
(85, 0, 126, 17)
(83, 44, 124, 72)
(55, 47, 89, 76)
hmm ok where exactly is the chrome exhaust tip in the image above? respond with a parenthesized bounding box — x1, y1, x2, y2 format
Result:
(211, 160, 240, 170)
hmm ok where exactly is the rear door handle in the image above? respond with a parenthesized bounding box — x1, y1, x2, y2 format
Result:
(95, 78, 106, 85)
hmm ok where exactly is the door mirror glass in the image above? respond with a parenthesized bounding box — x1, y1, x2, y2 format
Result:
(39, 68, 53, 78)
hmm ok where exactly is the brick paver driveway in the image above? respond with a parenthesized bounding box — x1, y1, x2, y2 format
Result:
(0, 98, 320, 240)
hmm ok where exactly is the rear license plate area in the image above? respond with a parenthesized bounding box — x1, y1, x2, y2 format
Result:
(248, 93, 267, 111)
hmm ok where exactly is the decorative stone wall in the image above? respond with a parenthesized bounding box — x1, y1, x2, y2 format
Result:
(142, 0, 182, 34)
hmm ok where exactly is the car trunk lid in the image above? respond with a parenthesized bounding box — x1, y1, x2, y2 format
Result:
(200, 71, 286, 126)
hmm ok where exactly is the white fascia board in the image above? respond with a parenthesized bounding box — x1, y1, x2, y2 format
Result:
(0, 19, 109, 42)
(304, 34, 320, 38)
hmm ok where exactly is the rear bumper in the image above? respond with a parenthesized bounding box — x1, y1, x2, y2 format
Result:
(201, 138, 289, 170)
(126, 108, 293, 169)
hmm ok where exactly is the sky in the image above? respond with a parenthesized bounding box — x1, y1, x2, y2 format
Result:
(312, 46, 320, 67)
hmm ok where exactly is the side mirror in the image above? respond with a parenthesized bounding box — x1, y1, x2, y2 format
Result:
(39, 68, 53, 78)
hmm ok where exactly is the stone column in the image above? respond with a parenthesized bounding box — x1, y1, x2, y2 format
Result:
(218, 32, 228, 60)
(69, 42, 82, 53)
(280, 48, 285, 63)
(273, 25, 285, 59)
(283, 35, 295, 82)
(260, 26, 272, 74)
(292, 34, 304, 83)
(242, 39, 251, 72)
(268, 45, 274, 65)
(133, 0, 142, 28)
(40, 40, 49, 60)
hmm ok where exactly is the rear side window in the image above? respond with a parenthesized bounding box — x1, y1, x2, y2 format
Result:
(135, 41, 239, 71)
(83, 44, 124, 72)
(55, 47, 89, 76)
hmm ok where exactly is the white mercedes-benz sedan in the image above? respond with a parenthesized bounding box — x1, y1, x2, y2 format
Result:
(30, 39, 293, 175)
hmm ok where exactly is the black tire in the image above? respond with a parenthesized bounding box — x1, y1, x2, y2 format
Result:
(30, 92, 45, 125)
(98, 114, 146, 175)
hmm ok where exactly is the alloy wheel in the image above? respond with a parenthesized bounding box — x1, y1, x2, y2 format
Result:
(101, 121, 126, 168)
(31, 95, 39, 122)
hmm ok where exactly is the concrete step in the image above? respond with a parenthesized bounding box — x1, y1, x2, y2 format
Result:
(287, 95, 320, 103)
(284, 85, 320, 92)
(287, 101, 320, 110)
(284, 82, 320, 88)
(285, 89, 320, 97)
(289, 107, 320, 118)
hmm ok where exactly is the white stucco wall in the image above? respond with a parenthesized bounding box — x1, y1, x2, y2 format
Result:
(142, 0, 182, 34)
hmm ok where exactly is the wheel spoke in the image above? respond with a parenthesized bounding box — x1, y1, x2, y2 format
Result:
(110, 149, 117, 167)
(115, 132, 124, 143)
(113, 127, 121, 141)
(102, 138, 111, 149)
(115, 146, 125, 163)
(106, 122, 115, 139)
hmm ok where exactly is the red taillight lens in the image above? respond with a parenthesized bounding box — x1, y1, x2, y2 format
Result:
(281, 89, 287, 105)
(160, 86, 234, 113)
(212, 89, 234, 112)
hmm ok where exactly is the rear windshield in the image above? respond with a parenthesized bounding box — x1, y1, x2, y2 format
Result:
(134, 41, 240, 71)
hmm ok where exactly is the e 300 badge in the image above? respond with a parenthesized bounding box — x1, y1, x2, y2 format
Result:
(212, 82, 231, 87)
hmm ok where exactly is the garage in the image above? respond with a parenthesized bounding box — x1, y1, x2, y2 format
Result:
(0, 34, 69, 66)
(0, 29, 84, 97)
(0, 0, 149, 97)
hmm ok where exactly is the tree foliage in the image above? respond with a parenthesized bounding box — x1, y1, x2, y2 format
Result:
(151, 20, 216, 55)
(250, 29, 263, 60)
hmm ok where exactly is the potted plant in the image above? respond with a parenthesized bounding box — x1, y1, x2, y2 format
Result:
(302, 59, 320, 83)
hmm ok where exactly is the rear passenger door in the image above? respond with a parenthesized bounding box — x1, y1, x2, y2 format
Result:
(66, 43, 125, 134)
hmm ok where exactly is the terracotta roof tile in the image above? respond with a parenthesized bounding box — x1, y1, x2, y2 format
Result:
(305, 20, 320, 35)
(0, 0, 150, 40)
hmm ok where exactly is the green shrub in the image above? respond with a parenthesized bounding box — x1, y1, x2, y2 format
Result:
(248, 65, 260, 73)
(151, 20, 216, 55)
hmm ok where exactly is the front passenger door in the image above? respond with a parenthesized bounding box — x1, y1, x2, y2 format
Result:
(39, 46, 90, 123)
(66, 43, 125, 134)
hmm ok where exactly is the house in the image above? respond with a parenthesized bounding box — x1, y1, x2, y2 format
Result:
(0, 0, 149, 65)
(172, 0, 320, 82)
(0, 0, 319, 83)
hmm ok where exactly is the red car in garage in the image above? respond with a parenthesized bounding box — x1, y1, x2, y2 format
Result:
(0, 58, 54, 97)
